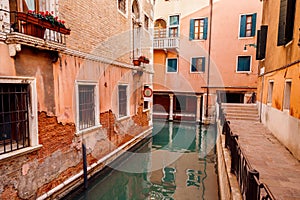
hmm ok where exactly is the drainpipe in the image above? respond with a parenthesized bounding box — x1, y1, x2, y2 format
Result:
(259, 75, 264, 123)
(205, 0, 213, 119)
(82, 142, 88, 189)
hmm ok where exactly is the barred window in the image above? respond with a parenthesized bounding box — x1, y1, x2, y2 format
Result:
(78, 85, 95, 130)
(0, 83, 30, 155)
(118, 85, 128, 118)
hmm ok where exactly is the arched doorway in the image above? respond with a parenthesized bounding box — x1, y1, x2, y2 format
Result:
(154, 19, 167, 38)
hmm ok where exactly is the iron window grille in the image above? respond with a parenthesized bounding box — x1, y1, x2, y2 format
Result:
(0, 83, 30, 155)
(78, 85, 96, 130)
(118, 85, 128, 118)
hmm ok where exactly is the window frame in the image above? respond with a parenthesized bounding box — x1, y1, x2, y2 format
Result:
(118, 84, 129, 119)
(236, 55, 252, 73)
(0, 77, 40, 160)
(144, 13, 149, 31)
(267, 80, 274, 106)
(117, 0, 128, 17)
(166, 58, 178, 73)
(190, 57, 205, 73)
(75, 80, 100, 135)
(190, 17, 208, 40)
(168, 14, 180, 37)
(239, 13, 257, 38)
(283, 79, 292, 111)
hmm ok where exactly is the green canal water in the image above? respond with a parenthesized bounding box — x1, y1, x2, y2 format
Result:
(63, 121, 219, 200)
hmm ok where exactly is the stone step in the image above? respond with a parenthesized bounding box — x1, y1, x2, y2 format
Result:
(223, 109, 258, 114)
(226, 116, 259, 121)
(225, 113, 258, 118)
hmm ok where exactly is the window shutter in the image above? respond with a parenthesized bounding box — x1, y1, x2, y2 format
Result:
(251, 13, 257, 36)
(203, 17, 208, 40)
(277, 0, 288, 45)
(189, 19, 195, 40)
(191, 58, 196, 71)
(201, 57, 206, 72)
(256, 25, 268, 60)
(239, 15, 246, 37)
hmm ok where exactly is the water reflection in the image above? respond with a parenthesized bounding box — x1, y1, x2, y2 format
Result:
(63, 121, 218, 200)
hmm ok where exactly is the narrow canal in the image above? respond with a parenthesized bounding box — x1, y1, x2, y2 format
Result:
(63, 121, 219, 200)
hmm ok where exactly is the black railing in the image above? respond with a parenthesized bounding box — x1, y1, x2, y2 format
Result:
(1, 9, 70, 45)
(220, 106, 276, 200)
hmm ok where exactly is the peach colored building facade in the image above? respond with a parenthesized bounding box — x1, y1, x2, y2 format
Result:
(0, 0, 153, 199)
(256, 0, 300, 160)
(153, 0, 262, 122)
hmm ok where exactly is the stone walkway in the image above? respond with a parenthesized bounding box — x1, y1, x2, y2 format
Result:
(228, 120, 300, 200)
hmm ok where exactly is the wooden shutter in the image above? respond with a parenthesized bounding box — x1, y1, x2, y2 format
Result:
(240, 15, 246, 37)
(277, 0, 296, 46)
(203, 17, 208, 40)
(189, 19, 195, 40)
(278, 0, 288, 45)
(251, 13, 257, 37)
(256, 25, 268, 60)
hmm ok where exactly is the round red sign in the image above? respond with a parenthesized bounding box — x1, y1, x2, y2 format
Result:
(143, 88, 153, 97)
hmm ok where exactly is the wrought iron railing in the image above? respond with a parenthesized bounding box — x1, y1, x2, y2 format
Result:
(220, 105, 276, 200)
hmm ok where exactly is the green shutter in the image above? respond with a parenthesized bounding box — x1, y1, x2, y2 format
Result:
(203, 17, 208, 40)
(240, 15, 246, 37)
(251, 13, 257, 36)
(189, 19, 195, 40)
(191, 58, 196, 71)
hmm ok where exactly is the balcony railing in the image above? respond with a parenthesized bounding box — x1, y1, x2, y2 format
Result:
(153, 37, 179, 50)
(153, 28, 179, 50)
(2, 10, 71, 51)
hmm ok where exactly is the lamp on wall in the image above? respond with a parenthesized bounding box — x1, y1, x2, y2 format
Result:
(243, 43, 257, 52)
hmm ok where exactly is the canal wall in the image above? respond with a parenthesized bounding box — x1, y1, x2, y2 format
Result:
(36, 127, 153, 200)
(216, 120, 242, 200)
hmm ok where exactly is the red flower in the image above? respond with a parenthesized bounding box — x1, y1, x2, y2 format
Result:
(61, 20, 65, 24)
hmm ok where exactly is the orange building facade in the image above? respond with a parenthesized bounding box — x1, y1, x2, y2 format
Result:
(153, 0, 262, 123)
(0, 0, 153, 198)
(256, 0, 300, 160)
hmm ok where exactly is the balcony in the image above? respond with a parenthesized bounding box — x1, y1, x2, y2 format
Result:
(4, 11, 71, 51)
(153, 28, 179, 52)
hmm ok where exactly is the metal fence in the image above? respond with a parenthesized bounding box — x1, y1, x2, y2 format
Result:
(220, 106, 276, 200)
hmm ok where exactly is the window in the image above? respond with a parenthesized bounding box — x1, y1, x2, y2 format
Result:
(167, 58, 178, 73)
(0, 78, 38, 156)
(118, 0, 126, 14)
(277, 0, 296, 46)
(237, 56, 251, 72)
(118, 85, 128, 118)
(189, 18, 208, 40)
(144, 14, 149, 30)
(191, 57, 205, 72)
(169, 15, 179, 37)
(239, 13, 257, 37)
(267, 81, 274, 105)
(283, 81, 292, 110)
(76, 82, 99, 132)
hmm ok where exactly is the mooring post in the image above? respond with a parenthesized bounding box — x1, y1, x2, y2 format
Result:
(82, 143, 88, 189)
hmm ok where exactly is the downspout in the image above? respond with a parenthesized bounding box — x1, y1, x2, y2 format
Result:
(205, 0, 213, 119)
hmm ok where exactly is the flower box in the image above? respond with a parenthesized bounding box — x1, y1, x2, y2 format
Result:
(16, 12, 71, 35)
(133, 59, 140, 66)
(138, 56, 150, 64)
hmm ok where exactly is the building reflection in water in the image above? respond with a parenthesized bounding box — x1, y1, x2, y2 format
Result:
(62, 121, 218, 200)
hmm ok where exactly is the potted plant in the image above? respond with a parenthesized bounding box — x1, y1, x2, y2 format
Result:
(138, 56, 150, 64)
(133, 59, 140, 66)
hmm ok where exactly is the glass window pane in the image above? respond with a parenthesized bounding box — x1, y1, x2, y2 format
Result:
(167, 58, 178, 72)
(169, 15, 179, 25)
